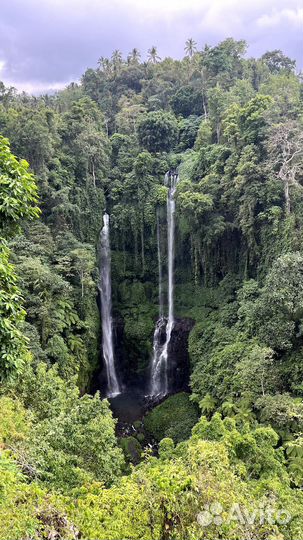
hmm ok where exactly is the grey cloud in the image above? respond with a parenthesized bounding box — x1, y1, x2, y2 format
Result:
(0, 0, 302, 93)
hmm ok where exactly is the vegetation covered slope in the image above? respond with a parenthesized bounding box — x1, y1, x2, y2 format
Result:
(0, 39, 303, 538)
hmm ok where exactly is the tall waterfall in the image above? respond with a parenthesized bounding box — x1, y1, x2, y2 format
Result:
(150, 172, 178, 396)
(157, 209, 164, 318)
(99, 213, 121, 397)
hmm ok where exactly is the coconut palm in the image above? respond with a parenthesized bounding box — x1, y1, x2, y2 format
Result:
(97, 56, 108, 71)
(147, 46, 161, 64)
(97, 56, 105, 69)
(127, 48, 141, 64)
(97, 56, 112, 78)
(184, 38, 197, 58)
(111, 49, 123, 74)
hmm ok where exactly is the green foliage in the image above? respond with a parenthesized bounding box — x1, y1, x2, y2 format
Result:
(255, 394, 303, 437)
(0, 135, 39, 235)
(119, 436, 142, 465)
(261, 50, 296, 74)
(200, 393, 217, 417)
(177, 179, 213, 219)
(0, 242, 30, 380)
(144, 392, 199, 443)
(0, 449, 79, 539)
(238, 253, 303, 351)
(1, 400, 303, 539)
(203, 38, 247, 88)
(170, 86, 204, 117)
(194, 119, 212, 149)
(286, 436, 303, 486)
(64, 426, 303, 539)
(0, 395, 30, 443)
(28, 392, 123, 490)
(137, 111, 179, 153)
(0, 135, 40, 380)
(3, 365, 124, 491)
(192, 413, 285, 480)
(178, 115, 201, 150)
(0, 39, 303, 539)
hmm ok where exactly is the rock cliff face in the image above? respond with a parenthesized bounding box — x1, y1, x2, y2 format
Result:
(166, 318, 195, 393)
(92, 314, 194, 397)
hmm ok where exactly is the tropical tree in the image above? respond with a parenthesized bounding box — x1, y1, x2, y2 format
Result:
(111, 49, 123, 75)
(97, 56, 112, 78)
(200, 393, 217, 417)
(147, 46, 161, 64)
(70, 246, 95, 298)
(268, 120, 303, 214)
(127, 48, 141, 64)
(74, 121, 109, 186)
(261, 49, 296, 74)
(0, 136, 40, 380)
(0, 243, 30, 381)
(184, 38, 197, 58)
(137, 110, 179, 152)
(203, 38, 247, 88)
(0, 136, 40, 235)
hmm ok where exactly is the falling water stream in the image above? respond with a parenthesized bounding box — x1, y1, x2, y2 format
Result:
(157, 208, 164, 319)
(150, 172, 179, 396)
(99, 213, 121, 397)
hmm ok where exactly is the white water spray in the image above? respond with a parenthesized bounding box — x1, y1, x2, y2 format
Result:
(150, 172, 178, 396)
(99, 213, 121, 397)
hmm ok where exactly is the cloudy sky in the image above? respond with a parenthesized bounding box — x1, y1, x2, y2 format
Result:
(0, 0, 302, 94)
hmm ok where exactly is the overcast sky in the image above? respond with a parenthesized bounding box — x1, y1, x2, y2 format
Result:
(0, 0, 302, 94)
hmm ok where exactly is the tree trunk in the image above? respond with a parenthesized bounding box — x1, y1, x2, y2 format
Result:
(285, 179, 291, 214)
(244, 250, 249, 280)
(202, 91, 208, 119)
(92, 161, 96, 188)
(141, 216, 145, 276)
(216, 123, 220, 144)
(81, 270, 84, 298)
(134, 228, 138, 270)
(194, 241, 199, 285)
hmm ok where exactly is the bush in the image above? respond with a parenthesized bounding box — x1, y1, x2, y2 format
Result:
(144, 392, 199, 443)
(119, 436, 142, 464)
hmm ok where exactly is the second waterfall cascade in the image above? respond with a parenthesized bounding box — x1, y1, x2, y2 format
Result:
(149, 171, 179, 397)
(99, 213, 121, 397)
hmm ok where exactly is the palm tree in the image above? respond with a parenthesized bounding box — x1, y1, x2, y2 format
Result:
(221, 400, 238, 417)
(184, 38, 197, 59)
(97, 56, 105, 69)
(200, 393, 216, 417)
(147, 46, 161, 64)
(127, 48, 141, 64)
(97, 56, 112, 78)
(111, 49, 123, 75)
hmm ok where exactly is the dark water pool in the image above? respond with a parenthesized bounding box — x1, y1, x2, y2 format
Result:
(109, 389, 148, 423)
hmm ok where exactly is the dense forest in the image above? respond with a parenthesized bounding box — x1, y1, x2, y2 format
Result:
(1, 38, 303, 539)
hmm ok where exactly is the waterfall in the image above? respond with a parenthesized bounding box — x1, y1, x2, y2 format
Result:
(157, 209, 164, 318)
(149, 172, 178, 397)
(99, 213, 121, 397)
(149, 209, 165, 395)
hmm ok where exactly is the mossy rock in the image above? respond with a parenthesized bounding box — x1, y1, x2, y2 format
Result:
(144, 392, 199, 444)
(135, 432, 145, 443)
(119, 436, 142, 465)
(133, 420, 142, 430)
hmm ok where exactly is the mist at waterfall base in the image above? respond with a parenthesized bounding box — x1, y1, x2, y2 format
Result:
(97, 173, 192, 423)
